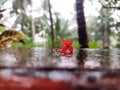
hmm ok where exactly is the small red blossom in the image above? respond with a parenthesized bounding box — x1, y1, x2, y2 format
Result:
(61, 39, 73, 57)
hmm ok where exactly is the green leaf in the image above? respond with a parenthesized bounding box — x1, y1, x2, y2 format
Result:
(88, 41, 101, 48)
(0, 27, 5, 32)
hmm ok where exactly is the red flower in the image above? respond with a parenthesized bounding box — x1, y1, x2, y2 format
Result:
(61, 39, 73, 57)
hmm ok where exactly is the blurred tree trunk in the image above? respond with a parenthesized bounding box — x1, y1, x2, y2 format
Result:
(20, 4, 24, 32)
(103, 20, 109, 49)
(76, 0, 88, 65)
(30, 0, 36, 42)
(99, 0, 119, 48)
(76, 0, 88, 48)
(48, 0, 54, 48)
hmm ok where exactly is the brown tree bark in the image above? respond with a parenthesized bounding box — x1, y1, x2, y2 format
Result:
(76, 0, 88, 48)
(76, 0, 89, 65)
(48, 0, 54, 48)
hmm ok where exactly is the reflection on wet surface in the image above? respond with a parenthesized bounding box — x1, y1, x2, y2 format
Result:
(0, 48, 119, 68)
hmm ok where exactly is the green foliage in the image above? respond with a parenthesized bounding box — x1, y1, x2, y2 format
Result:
(88, 41, 102, 48)
(45, 12, 81, 49)
(0, 27, 5, 32)
(116, 34, 120, 48)
(86, 1, 115, 48)
(12, 37, 43, 48)
(73, 44, 81, 49)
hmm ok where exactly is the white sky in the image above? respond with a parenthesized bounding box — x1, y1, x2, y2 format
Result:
(2, 0, 100, 28)
(51, 0, 101, 18)
(84, 0, 101, 17)
(51, 0, 75, 20)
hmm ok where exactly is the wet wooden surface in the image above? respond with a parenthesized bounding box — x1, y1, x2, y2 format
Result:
(0, 67, 120, 90)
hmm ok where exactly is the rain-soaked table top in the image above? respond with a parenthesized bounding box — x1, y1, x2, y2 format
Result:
(0, 48, 120, 90)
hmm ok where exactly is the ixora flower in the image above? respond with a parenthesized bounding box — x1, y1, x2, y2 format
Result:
(61, 39, 73, 56)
